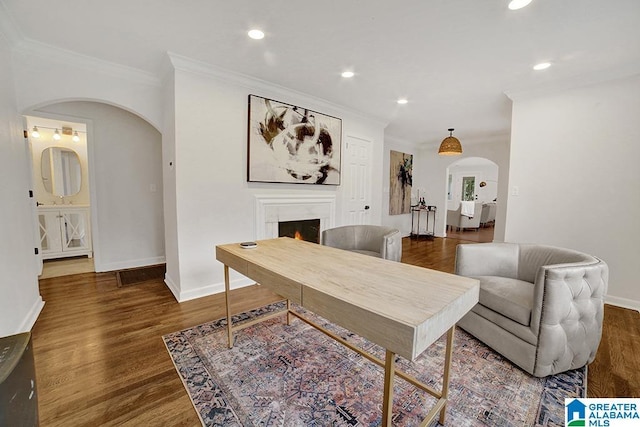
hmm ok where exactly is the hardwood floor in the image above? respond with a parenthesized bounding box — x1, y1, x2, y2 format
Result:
(32, 237, 640, 426)
(39, 256, 94, 279)
(444, 224, 495, 243)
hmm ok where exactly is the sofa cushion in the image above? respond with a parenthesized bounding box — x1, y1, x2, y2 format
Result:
(475, 276, 534, 326)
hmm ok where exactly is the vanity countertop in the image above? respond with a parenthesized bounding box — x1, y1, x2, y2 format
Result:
(38, 204, 90, 209)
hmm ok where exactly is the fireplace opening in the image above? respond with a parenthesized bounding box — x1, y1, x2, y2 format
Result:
(278, 219, 320, 243)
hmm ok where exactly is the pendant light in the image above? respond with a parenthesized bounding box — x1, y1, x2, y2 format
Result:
(438, 128, 462, 156)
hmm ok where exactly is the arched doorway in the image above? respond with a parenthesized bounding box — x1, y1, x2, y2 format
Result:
(444, 157, 498, 242)
(24, 100, 165, 276)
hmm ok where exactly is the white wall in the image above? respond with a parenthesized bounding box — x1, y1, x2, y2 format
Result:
(413, 140, 510, 240)
(161, 68, 181, 294)
(11, 46, 163, 130)
(0, 36, 44, 337)
(506, 75, 640, 309)
(166, 56, 386, 301)
(35, 102, 165, 272)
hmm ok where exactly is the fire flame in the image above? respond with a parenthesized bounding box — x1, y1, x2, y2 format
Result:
(294, 231, 303, 240)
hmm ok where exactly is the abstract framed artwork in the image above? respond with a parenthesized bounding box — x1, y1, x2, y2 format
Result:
(389, 150, 413, 215)
(247, 94, 342, 185)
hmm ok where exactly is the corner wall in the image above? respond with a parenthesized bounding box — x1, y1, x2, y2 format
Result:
(0, 36, 43, 336)
(506, 75, 640, 309)
(168, 58, 386, 301)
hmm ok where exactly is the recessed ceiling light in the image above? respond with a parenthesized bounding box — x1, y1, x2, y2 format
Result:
(341, 71, 355, 78)
(248, 29, 264, 40)
(397, 99, 408, 105)
(533, 62, 551, 71)
(508, 0, 533, 10)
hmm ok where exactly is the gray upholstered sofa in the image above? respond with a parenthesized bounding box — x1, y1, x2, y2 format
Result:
(479, 202, 497, 227)
(455, 242, 608, 377)
(446, 201, 483, 231)
(321, 225, 402, 261)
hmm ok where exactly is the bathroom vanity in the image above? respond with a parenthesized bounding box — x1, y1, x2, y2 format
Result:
(38, 205, 92, 260)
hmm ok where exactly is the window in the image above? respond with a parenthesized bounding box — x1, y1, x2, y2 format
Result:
(462, 176, 475, 201)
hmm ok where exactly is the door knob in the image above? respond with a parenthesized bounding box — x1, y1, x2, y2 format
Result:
(364, 205, 370, 210)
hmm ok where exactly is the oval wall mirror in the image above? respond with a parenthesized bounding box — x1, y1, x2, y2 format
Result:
(41, 147, 82, 196)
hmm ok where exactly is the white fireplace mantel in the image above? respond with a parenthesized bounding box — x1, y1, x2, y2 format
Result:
(255, 194, 336, 240)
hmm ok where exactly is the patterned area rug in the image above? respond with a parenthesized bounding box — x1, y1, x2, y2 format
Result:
(163, 302, 585, 426)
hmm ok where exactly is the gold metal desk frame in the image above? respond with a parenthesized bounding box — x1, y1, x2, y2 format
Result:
(216, 238, 479, 426)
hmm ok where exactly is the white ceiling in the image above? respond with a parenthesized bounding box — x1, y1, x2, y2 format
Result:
(2, 0, 639, 147)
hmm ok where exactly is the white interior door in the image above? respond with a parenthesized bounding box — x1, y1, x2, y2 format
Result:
(343, 135, 372, 225)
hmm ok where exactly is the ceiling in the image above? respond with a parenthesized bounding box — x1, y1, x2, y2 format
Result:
(2, 0, 639, 147)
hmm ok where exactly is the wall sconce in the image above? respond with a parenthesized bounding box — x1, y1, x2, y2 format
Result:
(438, 128, 463, 156)
(31, 126, 40, 138)
(72, 131, 80, 142)
(479, 180, 497, 187)
(53, 129, 61, 140)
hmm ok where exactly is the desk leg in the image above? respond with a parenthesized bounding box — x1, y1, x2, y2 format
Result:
(224, 265, 233, 348)
(440, 326, 455, 425)
(286, 299, 292, 325)
(382, 349, 395, 426)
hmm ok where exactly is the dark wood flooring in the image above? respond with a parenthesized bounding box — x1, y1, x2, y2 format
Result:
(31, 236, 640, 426)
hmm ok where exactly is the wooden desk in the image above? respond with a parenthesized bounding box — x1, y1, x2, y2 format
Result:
(216, 237, 479, 426)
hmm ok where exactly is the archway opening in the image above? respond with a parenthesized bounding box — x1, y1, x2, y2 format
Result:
(444, 157, 498, 242)
(24, 100, 165, 276)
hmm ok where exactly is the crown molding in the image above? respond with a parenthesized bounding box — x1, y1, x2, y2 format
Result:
(504, 63, 640, 101)
(0, 0, 159, 86)
(167, 51, 388, 128)
(0, 0, 22, 48)
(384, 134, 421, 151)
(11, 39, 161, 87)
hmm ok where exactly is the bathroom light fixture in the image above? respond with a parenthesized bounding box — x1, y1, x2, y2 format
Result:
(248, 29, 264, 40)
(508, 0, 533, 10)
(438, 128, 463, 156)
(533, 62, 551, 70)
(27, 125, 87, 140)
(341, 71, 354, 78)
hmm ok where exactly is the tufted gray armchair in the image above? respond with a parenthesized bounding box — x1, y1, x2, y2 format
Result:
(321, 225, 402, 261)
(455, 242, 608, 377)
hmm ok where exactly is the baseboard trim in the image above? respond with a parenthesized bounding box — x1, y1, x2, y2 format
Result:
(164, 273, 180, 302)
(605, 295, 640, 312)
(173, 277, 255, 303)
(20, 296, 45, 333)
(96, 256, 166, 273)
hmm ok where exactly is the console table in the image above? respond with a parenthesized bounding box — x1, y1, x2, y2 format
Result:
(216, 237, 478, 426)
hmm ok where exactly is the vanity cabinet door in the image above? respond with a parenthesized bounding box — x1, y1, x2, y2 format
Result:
(60, 210, 90, 252)
(38, 207, 92, 259)
(38, 211, 63, 255)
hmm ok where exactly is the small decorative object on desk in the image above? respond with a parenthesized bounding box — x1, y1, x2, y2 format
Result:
(240, 242, 257, 249)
